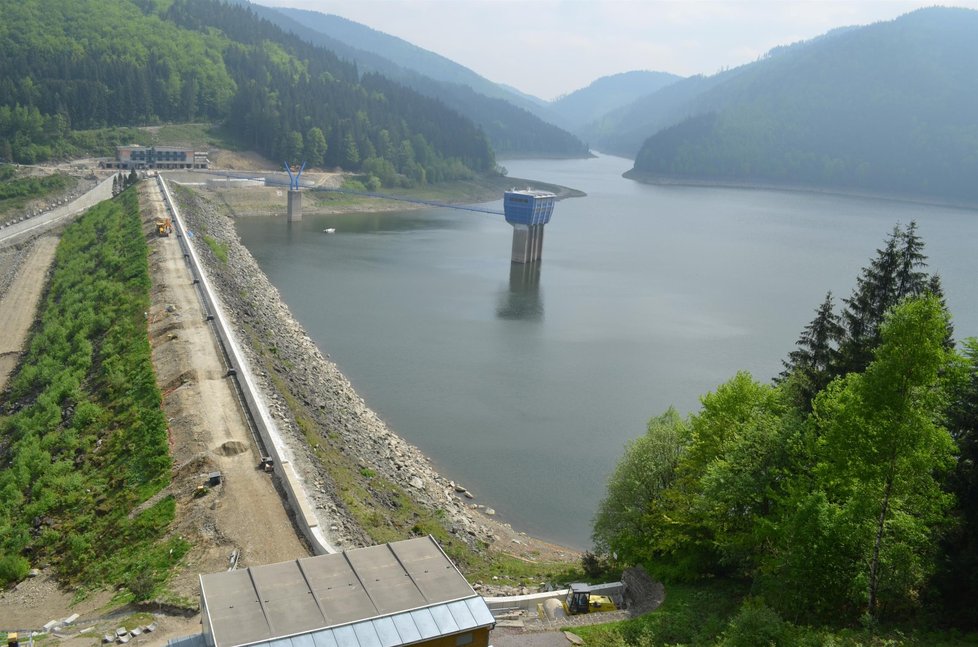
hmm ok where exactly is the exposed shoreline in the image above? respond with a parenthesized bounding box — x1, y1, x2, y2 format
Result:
(623, 169, 978, 212)
(170, 180, 581, 580)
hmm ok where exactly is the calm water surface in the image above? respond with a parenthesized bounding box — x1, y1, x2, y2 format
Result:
(235, 154, 978, 549)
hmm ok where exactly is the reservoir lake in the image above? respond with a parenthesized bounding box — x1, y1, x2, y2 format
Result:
(235, 153, 978, 550)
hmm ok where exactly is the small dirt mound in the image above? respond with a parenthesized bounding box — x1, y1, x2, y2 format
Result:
(161, 369, 196, 393)
(173, 453, 216, 479)
(216, 440, 248, 456)
(154, 320, 184, 339)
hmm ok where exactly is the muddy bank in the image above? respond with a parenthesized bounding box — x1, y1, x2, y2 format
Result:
(622, 169, 978, 211)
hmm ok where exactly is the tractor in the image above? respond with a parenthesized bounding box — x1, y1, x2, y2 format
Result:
(562, 583, 618, 615)
(155, 216, 172, 236)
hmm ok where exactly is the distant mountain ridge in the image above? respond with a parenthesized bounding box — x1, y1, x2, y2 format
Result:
(623, 7, 978, 204)
(578, 71, 736, 158)
(264, 6, 589, 157)
(549, 70, 682, 131)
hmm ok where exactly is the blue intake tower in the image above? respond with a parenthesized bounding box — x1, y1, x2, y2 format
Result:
(504, 189, 556, 263)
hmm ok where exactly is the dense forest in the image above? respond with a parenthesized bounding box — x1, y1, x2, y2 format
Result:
(0, 0, 496, 186)
(626, 8, 978, 204)
(592, 223, 978, 640)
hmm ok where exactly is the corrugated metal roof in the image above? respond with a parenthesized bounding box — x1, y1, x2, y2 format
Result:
(167, 634, 208, 647)
(201, 536, 493, 647)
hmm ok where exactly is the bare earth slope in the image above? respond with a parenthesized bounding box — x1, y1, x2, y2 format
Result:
(0, 237, 59, 389)
(142, 181, 310, 617)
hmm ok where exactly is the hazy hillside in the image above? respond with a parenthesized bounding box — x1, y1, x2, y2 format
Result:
(274, 8, 523, 104)
(264, 6, 588, 156)
(550, 70, 682, 131)
(579, 71, 736, 157)
(627, 7, 978, 203)
(251, 4, 589, 157)
(0, 0, 496, 185)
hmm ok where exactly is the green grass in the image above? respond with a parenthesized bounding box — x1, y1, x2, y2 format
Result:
(0, 167, 77, 217)
(573, 580, 978, 646)
(154, 123, 240, 150)
(202, 234, 228, 264)
(64, 126, 154, 157)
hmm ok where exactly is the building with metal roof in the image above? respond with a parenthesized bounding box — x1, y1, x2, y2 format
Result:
(100, 145, 209, 170)
(195, 536, 495, 647)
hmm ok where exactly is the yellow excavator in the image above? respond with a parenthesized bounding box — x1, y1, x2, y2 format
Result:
(562, 583, 618, 615)
(155, 215, 172, 236)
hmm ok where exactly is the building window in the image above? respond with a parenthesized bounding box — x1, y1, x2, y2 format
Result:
(455, 633, 473, 646)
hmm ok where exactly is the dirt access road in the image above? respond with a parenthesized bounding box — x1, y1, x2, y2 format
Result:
(141, 179, 310, 609)
(0, 182, 308, 644)
(0, 237, 59, 390)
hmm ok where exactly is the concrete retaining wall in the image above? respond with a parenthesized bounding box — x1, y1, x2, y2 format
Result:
(484, 582, 623, 613)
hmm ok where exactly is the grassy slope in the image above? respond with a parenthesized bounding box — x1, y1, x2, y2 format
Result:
(0, 166, 77, 218)
(0, 185, 186, 600)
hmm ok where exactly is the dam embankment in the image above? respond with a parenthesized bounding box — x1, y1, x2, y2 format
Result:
(168, 183, 534, 561)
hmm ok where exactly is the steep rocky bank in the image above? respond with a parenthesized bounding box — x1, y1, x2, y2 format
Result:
(0, 242, 34, 295)
(170, 185, 552, 564)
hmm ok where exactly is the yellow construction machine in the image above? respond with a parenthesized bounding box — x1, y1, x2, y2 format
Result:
(155, 216, 173, 236)
(562, 583, 618, 615)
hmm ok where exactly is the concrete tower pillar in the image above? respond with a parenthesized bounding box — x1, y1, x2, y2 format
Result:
(511, 225, 531, 263)
(287, 189, 302, 222)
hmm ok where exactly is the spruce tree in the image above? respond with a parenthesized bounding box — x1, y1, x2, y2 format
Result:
(778, 291, 844, 410)
(895, 221, 928, 295)
(782, 222, 949, 408)
(836, 222, 933, 376)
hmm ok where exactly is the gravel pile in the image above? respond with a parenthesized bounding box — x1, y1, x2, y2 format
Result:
(173, 186, 497, 552)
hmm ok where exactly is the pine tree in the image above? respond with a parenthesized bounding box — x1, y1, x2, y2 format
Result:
(895, 221, 928, 296)
(778, 292, 844, 410)
(836, 222, 933, 376)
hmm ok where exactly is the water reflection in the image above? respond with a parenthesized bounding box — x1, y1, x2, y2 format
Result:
(497, 262, 544, 321)
(311, 211, 468, 234)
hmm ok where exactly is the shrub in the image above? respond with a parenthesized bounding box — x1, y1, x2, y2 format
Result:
(0, 555, 30, 586)
(720, 597, 788, 647)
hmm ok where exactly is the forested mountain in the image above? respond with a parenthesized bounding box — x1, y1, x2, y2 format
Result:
(0, 0, 495, 185)
(626, 8, 978, 204)
(262, 5, 589, 157)
(549, 70, 682, 131)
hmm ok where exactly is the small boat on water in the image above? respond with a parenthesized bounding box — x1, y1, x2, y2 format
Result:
(323, 227, 336, 233)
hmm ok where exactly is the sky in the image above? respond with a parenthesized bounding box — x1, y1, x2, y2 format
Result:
(252, 1, 978, 101)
